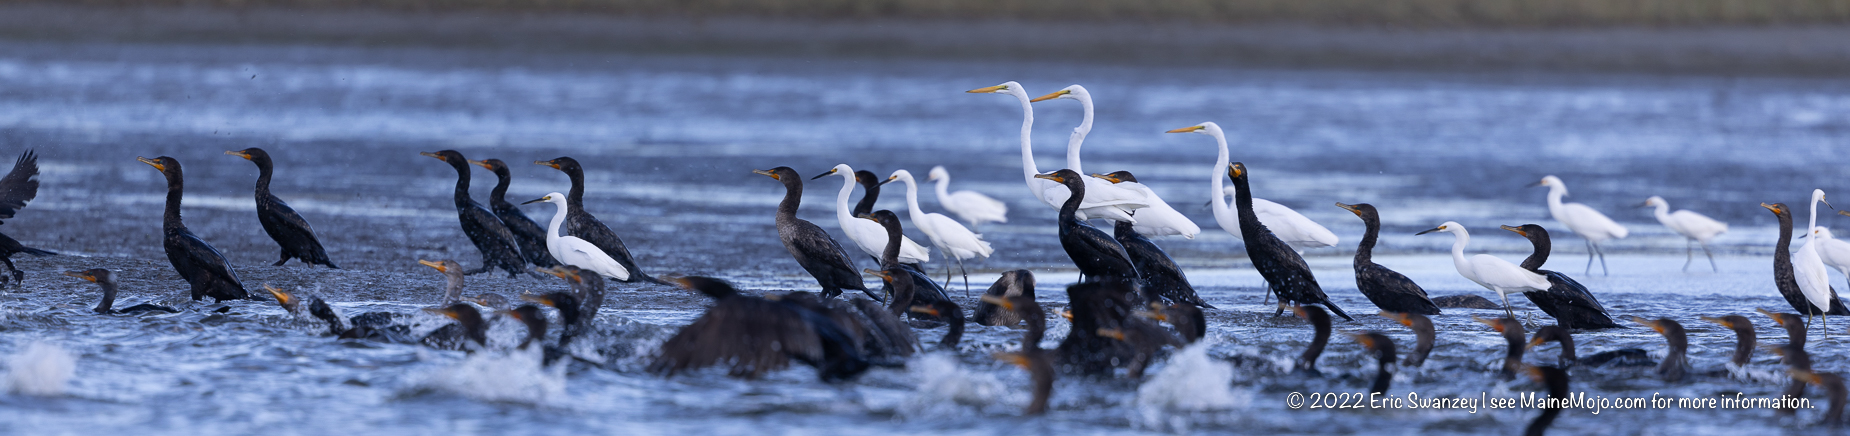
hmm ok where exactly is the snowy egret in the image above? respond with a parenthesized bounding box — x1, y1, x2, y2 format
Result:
(1797, 190, 1839, 331)
(1531, 175, 1628, 276)
(226, 148, 338, 269)
(1032, 170, 1139, 282)
(885, 169, 994, 295)
(1812, 224, 1850, 292)
(1417, 222, 1550, 320)
(138, 156, 247, 301)
(535, 157, 667, 285)
(967, 82, 1146, 222)
(470, 158, 559, 268)
(755, 167, 880, 302)
(1639, 196, 1727, 272)
(523, 193, 630, 281)
(927, 166, 1008, 230)
(421, 151, 527, 278)
(811, 164, 931, 265)
(1169, 123, 1337, 251)
(1090, 171, 1200, 238)
(1501, 224, 1622, 329)
(1759, 202, 1849, 332)
(1218, 161, 1350, 321)
(1336, 203, 1438, 315)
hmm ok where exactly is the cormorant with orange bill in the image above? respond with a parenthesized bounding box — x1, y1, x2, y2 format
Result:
(64, 269, 177, 314)
(225, 148, 338, 269)
(265, 286, 410, 342)
(1762, 308, 1812, 417)
(1058, 279, 1170, 376)
(1337, 202, 1437, 315)
(1227, 163, 1349, 320)
(420, 150, 528, 278)
(649, 276, 870, 382)
(909, 300, 965, 349)
(422, 303, 490, 351)
(1292, 304, 1335, 376)
(1763, 203, 1850, 320)
(1380, 312, 1434, 368)
(1033, 169, 1139, 283)
(1526, 325, 1649, 369)
(1702, 314, 1757, 375)
(138, 156, 247, 301)
(1501, 224, 1620, 329)
(535, 156, 668, 285)
(1791, 369, 1847, 427)
(471, 158, 560, 268)
(1350, 331, 1396, 395)
(1524, 366, 1570, 436)
(1630, 316, 1689, 382)
(1476, 316, 1525, 380)
(418, 259, 467, 304)
(1092, 171, 1212, 308)
(756, 167, 880, 302)
(864, 210, 950, 320)
(1141, 302, 1205, 344)
(984, 294, 1053, 416)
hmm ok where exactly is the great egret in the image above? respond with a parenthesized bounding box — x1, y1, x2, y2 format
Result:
(524, 193, 631, 281)
(1090, 171, 1200, 239)
(1531, 175, 1628, 276)
(755, 167, 881, 302)
(1336, 202, 1439, 315)
(1030, 84, 1178, 228)
(1796, 189, 1839, 332)
(885, 169, 994, 295)
(1216, 161, 1350, 321)
(812, 164, 931, 265)
(1169, 123, 1337, 251)
(1640, 196, 1727, 272)
(926, 166, 1008, 230)
(967, 82, 1146, 222)
(1417, 221, 1550, 319)
(1812, 223, 1850, 292)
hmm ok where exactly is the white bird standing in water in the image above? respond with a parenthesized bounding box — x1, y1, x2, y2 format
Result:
(1810, 225, 1850, 293)
(886, 169, 994, 295)
(1169, 122, 1336, 250)
(813, 164, 931, 264)
(524, 192, 630, 281)
(1088, 171, 1199, 239)
(1795, 189, 1836, 331)
(968, 82, 1146, 222)
(1532, 175, 1628, 276)
(927, 166, 1008, 231)
(1029, 84, 1177, 230)
(1418, 221, 1550, 320)
(1639, 196, 1727, 272)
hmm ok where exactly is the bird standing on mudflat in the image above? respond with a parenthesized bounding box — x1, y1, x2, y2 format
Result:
(1096, 171, 1211, 307)
(1337, 202, 1438, 315)
(139, 156, 247, 302)
(1222, 162, 1350, 320)
(225, 148, 338, 269)
(535, 156, 668, 285)
(757, 167, 880, 301)
(1640, 196, 1726, 272)
(472, 158, 559, 268)
(421, 150, 528, 278)
(1531, 175, 1628, 276)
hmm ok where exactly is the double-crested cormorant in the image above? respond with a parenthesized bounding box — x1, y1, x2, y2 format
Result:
(1350, 331, 1396, 395)
(1476, 316, 1525, 380)
(1337, 202, 1438, 315)
(863, 210, 951, 317)
(266, 286, 408, 341)
(138, 156, 248, 302)
(1630, 316, 1688, 382)
(928, 166, 1008, 230)
(909, 300, 965, 349)
(418, 259, 466, 304)
(756, 167, 879, 301)
(1142, 302, 1206, 344)
(534, 156, 667, 285)
(1170, 123, 1336, 251)
(1761, 308, 1812, 417)
(64, 269, 177, 314)
(773, 291, 915, 362)
(1292, 304, 1334, 376)
(1033, 169, 1139, 282)
(0, 150, 53, 287)
(970, 81, 1144, 223)
(471, 293, 511, 310)
(1531, 175, 1628, 276)
(422, 303, 489, 351)
(1419, 222, 1548, 320)
(225, 148, 338, 269)
(649, 276, 870, 382)
(1380, 312, 1434, 368)
(1524, 366, 1570, 436)
(1701, 315, 1756, 372)
(1500, 224, 1621, 329)
(812, 165, 929, 265)
(1089, 170, 1199, 239)
(1226, 163, 1350, 321)
(1526, 325, 1649, 369)
(1640, 196, 1727, 272)
(1762, 203, 1850, 323)
(470, 158, 559, 268)
(420, 150, 527, 278)
(1526, 326, 1577, 368)
(851, 170, 883, 218)
(1092, 171, 1210, 307)
(983, 294, 1054, 416)
(1058, 279, 1173, 377)
(522, 291, 587, 348)
(503, 305, 549, 350)
(1791, 369, 1848, 427)
(973, 269, 1035, 327)
(884, 169, 993, 293)
(542, 265, 606, 332)
(526, 193, 632, 281)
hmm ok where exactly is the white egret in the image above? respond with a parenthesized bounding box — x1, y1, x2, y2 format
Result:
(926, 166, 1008, 230)
(967, 82, 1146, 222)
(886, 169, 995, 295)
(1168, 122, 1336, 250)
(1089, 171, 1200, 239)
(1811, 226, 1850, 293)
(1417, 221, 1551, 319)
(1795, 189, 1836, 331)
(1029, 84, 1173, 228)
(812, 164, 931, 265)
(524, 192, 630, 281)
(1639, 196, 1728, 272)
(1532, 175, 1628, 276)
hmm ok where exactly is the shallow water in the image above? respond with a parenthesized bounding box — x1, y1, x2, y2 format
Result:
(1, 37, 1849, 434)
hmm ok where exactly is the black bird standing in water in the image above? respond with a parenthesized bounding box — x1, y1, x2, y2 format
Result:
(756, 166, 880, 301)
(1500, 224, 1621, 329)
(225, 148, 338, 269)
(471, 158, 559, 268)
(1227, 163, 1350, 321)
(0, 150, 53, 286)
(1336, 203, 1437, 315)
(1033, 169, 1139, 282)
(139, 156, 248, 302)
(534, 157, 668, 285)
(863, 210, 949, 318)
(421, 150, 528, 278)
(1089, 171, 1211, 308)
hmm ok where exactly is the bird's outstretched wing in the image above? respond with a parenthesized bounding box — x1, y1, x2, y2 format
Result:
(0, 150, 39, 224)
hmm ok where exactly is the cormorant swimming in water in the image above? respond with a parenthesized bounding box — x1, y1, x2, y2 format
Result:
(779, 290, 917, 361)
(417, 259, 467, 304)
(225, 148, 338, 269)
(851, 170, 883, 218)
(1033, 169, 1139, 282)
(1476, 316, 1525, 380)
(64, 269, 178, 314)
(908, 300, 965, 349)
(139, 156, 248, 302)
(983, 294, 1053, 416)
(1630, 316, 1689, 382)
(0, 150, 53, 286)
(1700, 315, 1756, 371)
(1526, 325, 1649, 369)
(470, 158, 560, 268)
(1524, 366, 1570, 436)
(522, 291, 586, 348)
(756, 166, 880, 301)
(1350, 331, 1396, 395)
(265, 286, 410, 342)
(1500, 224, 1621, 329)
(1379, 311, 1434, 368)
(1141, 302, 1206, 344)
(1336, 202, 1438, 315)
(420, 150, 528, 278)
(534, 156, 668, 285)
(1791, 369, 1848, 427)
(972, 269, 1035, 327)
(1058, 279, 1175, 377)
(1228, 163, 1350, 321)
(422, 303, 490, 351)
(649, 276, 870, 382)
(1292, 304, 1334, 376)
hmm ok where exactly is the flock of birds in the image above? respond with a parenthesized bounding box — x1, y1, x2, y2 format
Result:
(8, 81, 1850, 432)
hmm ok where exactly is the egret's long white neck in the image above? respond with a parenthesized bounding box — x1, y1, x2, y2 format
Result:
(546, 199, 568, 240)
(1065, 93, 1094, 173)
(1809, 194, 1823, 239)
(833, 171, 856, 224)
(900, 177, 926, 224)
(933, 175, 953, 205)
(1447, 228, 1472, 279)
(1208, 129, 1234, 225)
(1546, 184, 1567, 217)
(1652, 201, 1672, 223)
(1011, 90, 1041, 194)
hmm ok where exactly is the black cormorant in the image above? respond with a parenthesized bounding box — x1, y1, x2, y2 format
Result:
(1032, 169, 1139, 282)
(649, 276, 870, 382)
(1350, 331, 1396, 395)
(1762, 203, 1850, 320)
(780, 291, 917, 360)
(265, 286, 411, 341)
(1527, 325, 1650, 369)
(1379, 311, 1434, 368)
(534, 156, 667, 285)
(138, 156, 248, 302)
(522, 291, 586, 348)
(225, 148, 338, 268)
(1630, 316, 1688, 382)
(0, 150, 53, 286)
(1500, 224, 1621, 329)
(64, 269, 177, 314)
(1227, 163, 1350, 320)
(1700, 315, 1756, 370)
(422, 303, 490, 351)
(1476, 316, 1525, 380)
(542, 265, 606, 332)
(1761, 308, 1813, 417)
(757, 166, 879, 301)
(1142, 302, 1205, 344)
(1336, 202, 1437, 315)
(471, 158, 560, 268)
(972, 269, 1035, 327)
(863, 209, 949, 318)
(420, 150, 528, 278)
(418, 259, 467, 304)
(984, 294, 1053, 416)
(851, 170, 882, 218)
(909, 300, 965, 349)
(1792, 369, 1847, 427)
(1292, 304, 1334, 376)
(1524, 366, 1570, 436)
(1095, 171, 1211, 308)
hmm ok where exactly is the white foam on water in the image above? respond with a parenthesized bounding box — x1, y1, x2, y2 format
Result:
(409, 347, 567, 406)
(1133, 340, 1249, 433)
(898, 352, 1016, 419)
(5, 341, 77, 396)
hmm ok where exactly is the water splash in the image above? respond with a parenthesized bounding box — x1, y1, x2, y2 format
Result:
(5, 341, 76, 396)
(899, 352, 1015, 419)
(407, 347, 567, 406)
(1133, 340, 1248, 432)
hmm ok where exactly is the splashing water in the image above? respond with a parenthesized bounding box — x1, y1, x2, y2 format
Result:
(900, 352, 1016, 419)
(1135, 340, 1249, 432)
(5, 342, 76, 396)
(407, 347, 568, 406)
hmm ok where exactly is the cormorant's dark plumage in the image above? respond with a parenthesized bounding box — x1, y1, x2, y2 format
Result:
(0, 150, 52, 286)
(865, 209, 949, 318)
(1477, 316, 1525, 380)
(543, 265, 606, 332)
(1227, 163, 1349, 321)
(985, 294, 1053, 416)
(782, 291, 917, 360)
(1293, 304, 1334, 376)
(973, 269, 1035, 327)
(851, 170, 882, 219)
(65, 269, 177, 314)
(1147, 302, 1206, 344)
(1381, 311, 1434, 368)
(1351, 331, 1396, 395)
(1502, 224, 1622, 329)
(423, 303, 490, 351)
(1701, 315, 1756, 369)
(1762, 203, 1850, 317)
(139, 156, 247, 302)
(757, 167, 879, 301)
(418, 259, 467, 304)
(1096, 171, 1211, 308)
(1033, 169, 1139, 282)
(1057, 279, 1173, 377)
(472, 158, 560, 268)
(650, 276, 870, 382)
(1337, 203, 1437, 315)
(523, 291, 586, 348)
(226, 148, 338, 269)
(1524, 366, 1570, 436)
(909, 299, 965, 348)
(503, 304, 572, 365)
(421, 150, 527, 278)
(1631, 316, 1689, 382)
(535, 156, 667, 285)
